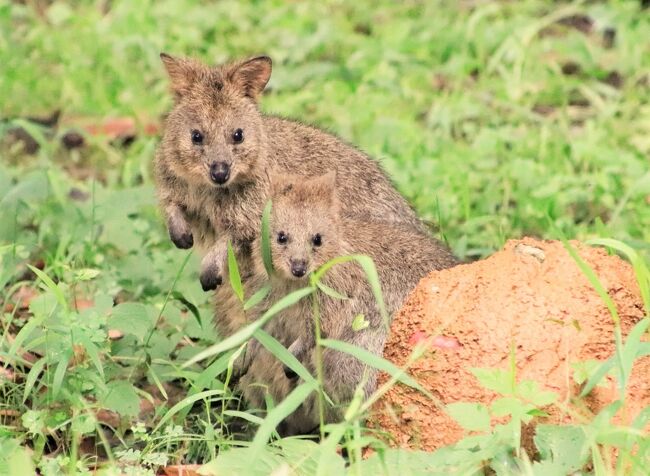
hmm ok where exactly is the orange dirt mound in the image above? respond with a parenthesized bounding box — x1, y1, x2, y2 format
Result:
(370, 238, 649, 450)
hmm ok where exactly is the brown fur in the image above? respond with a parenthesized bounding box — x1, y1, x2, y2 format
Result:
(238, 174, 458, 434)
(154, 54, 425, 328)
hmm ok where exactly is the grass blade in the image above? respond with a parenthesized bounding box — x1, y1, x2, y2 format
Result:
(261, 200, 273, 276)
(562, 239, 627, 398)
(27, 265, 67, 311)
(170, 291, 202, 327)
(253, 328, 331, 404)
(320, 338, 431, 398)
(23, 357, 47, 403)
(7, 315, 44, 364)
(244, 283, 271, 311)
(191, 351, 235, 392)
(587, 238, 650, 315)
(313, 254, 387, 324)
(52, 350, 71, 400)
(222, 410, 265, 426)
(182, 287, 314, 368)
(316, 281, 348, 300)
(78, 333, 104, 379)
(227, 240, 244, 302)
(153, 389, 225, 433)
(250, 381, 317, 456)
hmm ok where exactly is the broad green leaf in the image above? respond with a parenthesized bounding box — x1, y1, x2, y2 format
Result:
(227, 240, 244, 302)
(471, 367, 513, 395)
(534, 425, 588, 473)
(491, 396, 535, 422)
(200, 447, 283, 476)
(351, 313, 370, 331)
(101, 380, 140, 418)
(6, 447, 35, 476)
(446, 402, 491, 432)
(109, 302, 152, 342)
(318, 424, 348, 476)
(73, 268, 101, 281)
(358, 448, 474, 475)
(277, 438, 346, 476)
(516, 380, 557, 407)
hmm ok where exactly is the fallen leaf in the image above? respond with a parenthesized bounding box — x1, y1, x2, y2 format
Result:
(162, 465, 203, 476)
(108, 329, 124, 340)
(4, 286, 39, 312)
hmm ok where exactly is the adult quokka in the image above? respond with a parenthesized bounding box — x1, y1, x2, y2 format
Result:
(154, 54, 425, 333)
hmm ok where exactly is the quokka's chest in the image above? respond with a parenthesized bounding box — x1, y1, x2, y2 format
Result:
(184, 187, 266, 243)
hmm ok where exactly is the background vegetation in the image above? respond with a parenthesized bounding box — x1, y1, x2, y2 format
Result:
(0, 0, 648, 474)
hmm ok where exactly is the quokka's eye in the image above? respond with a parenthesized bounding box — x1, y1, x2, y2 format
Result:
(312, 234, 322, 247)
(232, 128, 244, 143)
(191, 130, 203, 144)
(277, 231, 288, 244)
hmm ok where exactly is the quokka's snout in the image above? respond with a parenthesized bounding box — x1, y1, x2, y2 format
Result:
(209, 161, 231, 185)
(289, 258, 308, 278)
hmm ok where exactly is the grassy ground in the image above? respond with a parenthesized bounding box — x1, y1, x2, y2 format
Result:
(0, 0, 649, 474)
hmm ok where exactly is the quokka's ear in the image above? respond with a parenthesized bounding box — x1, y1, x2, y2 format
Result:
(160, 53, 205, 99)
(269, 172, 299, 197)
(309, 171, 338, 210)
(229, 56, 272, 100)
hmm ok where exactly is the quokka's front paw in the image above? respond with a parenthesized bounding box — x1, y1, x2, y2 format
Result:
(283, 339, 305, 380)
(200, 244, 228, 291)
(170, 229, 194, 249)
(283, 364, 298, 380)
(168, 216, 194, 249)
(200, 264, 223, 291)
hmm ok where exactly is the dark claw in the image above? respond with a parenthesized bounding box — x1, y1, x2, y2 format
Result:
(283, 364, 298, 380)
(200, 270, 222, 291)
(171, 231, 193, 249)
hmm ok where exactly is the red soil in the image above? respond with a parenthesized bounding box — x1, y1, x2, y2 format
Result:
(371, 239, 649, 450)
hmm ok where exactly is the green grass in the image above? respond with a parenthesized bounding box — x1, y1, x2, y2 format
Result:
(0, 0, 649, 474)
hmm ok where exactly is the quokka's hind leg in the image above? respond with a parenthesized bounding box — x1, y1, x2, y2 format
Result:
(321, 326, 387, 405)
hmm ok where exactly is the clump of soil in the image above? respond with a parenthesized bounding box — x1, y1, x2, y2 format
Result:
(371, 239, 649, 450)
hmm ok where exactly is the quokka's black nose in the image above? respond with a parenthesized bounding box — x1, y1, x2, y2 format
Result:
(209, 162, 230, 184)
(290, 260, 307, 277)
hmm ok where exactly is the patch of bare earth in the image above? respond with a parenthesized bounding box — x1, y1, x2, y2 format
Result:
(370, 238, 649, 450)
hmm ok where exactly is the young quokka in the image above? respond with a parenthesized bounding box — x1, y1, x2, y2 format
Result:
(238, 172, 457, 435)
(154, 54, 426, 340)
